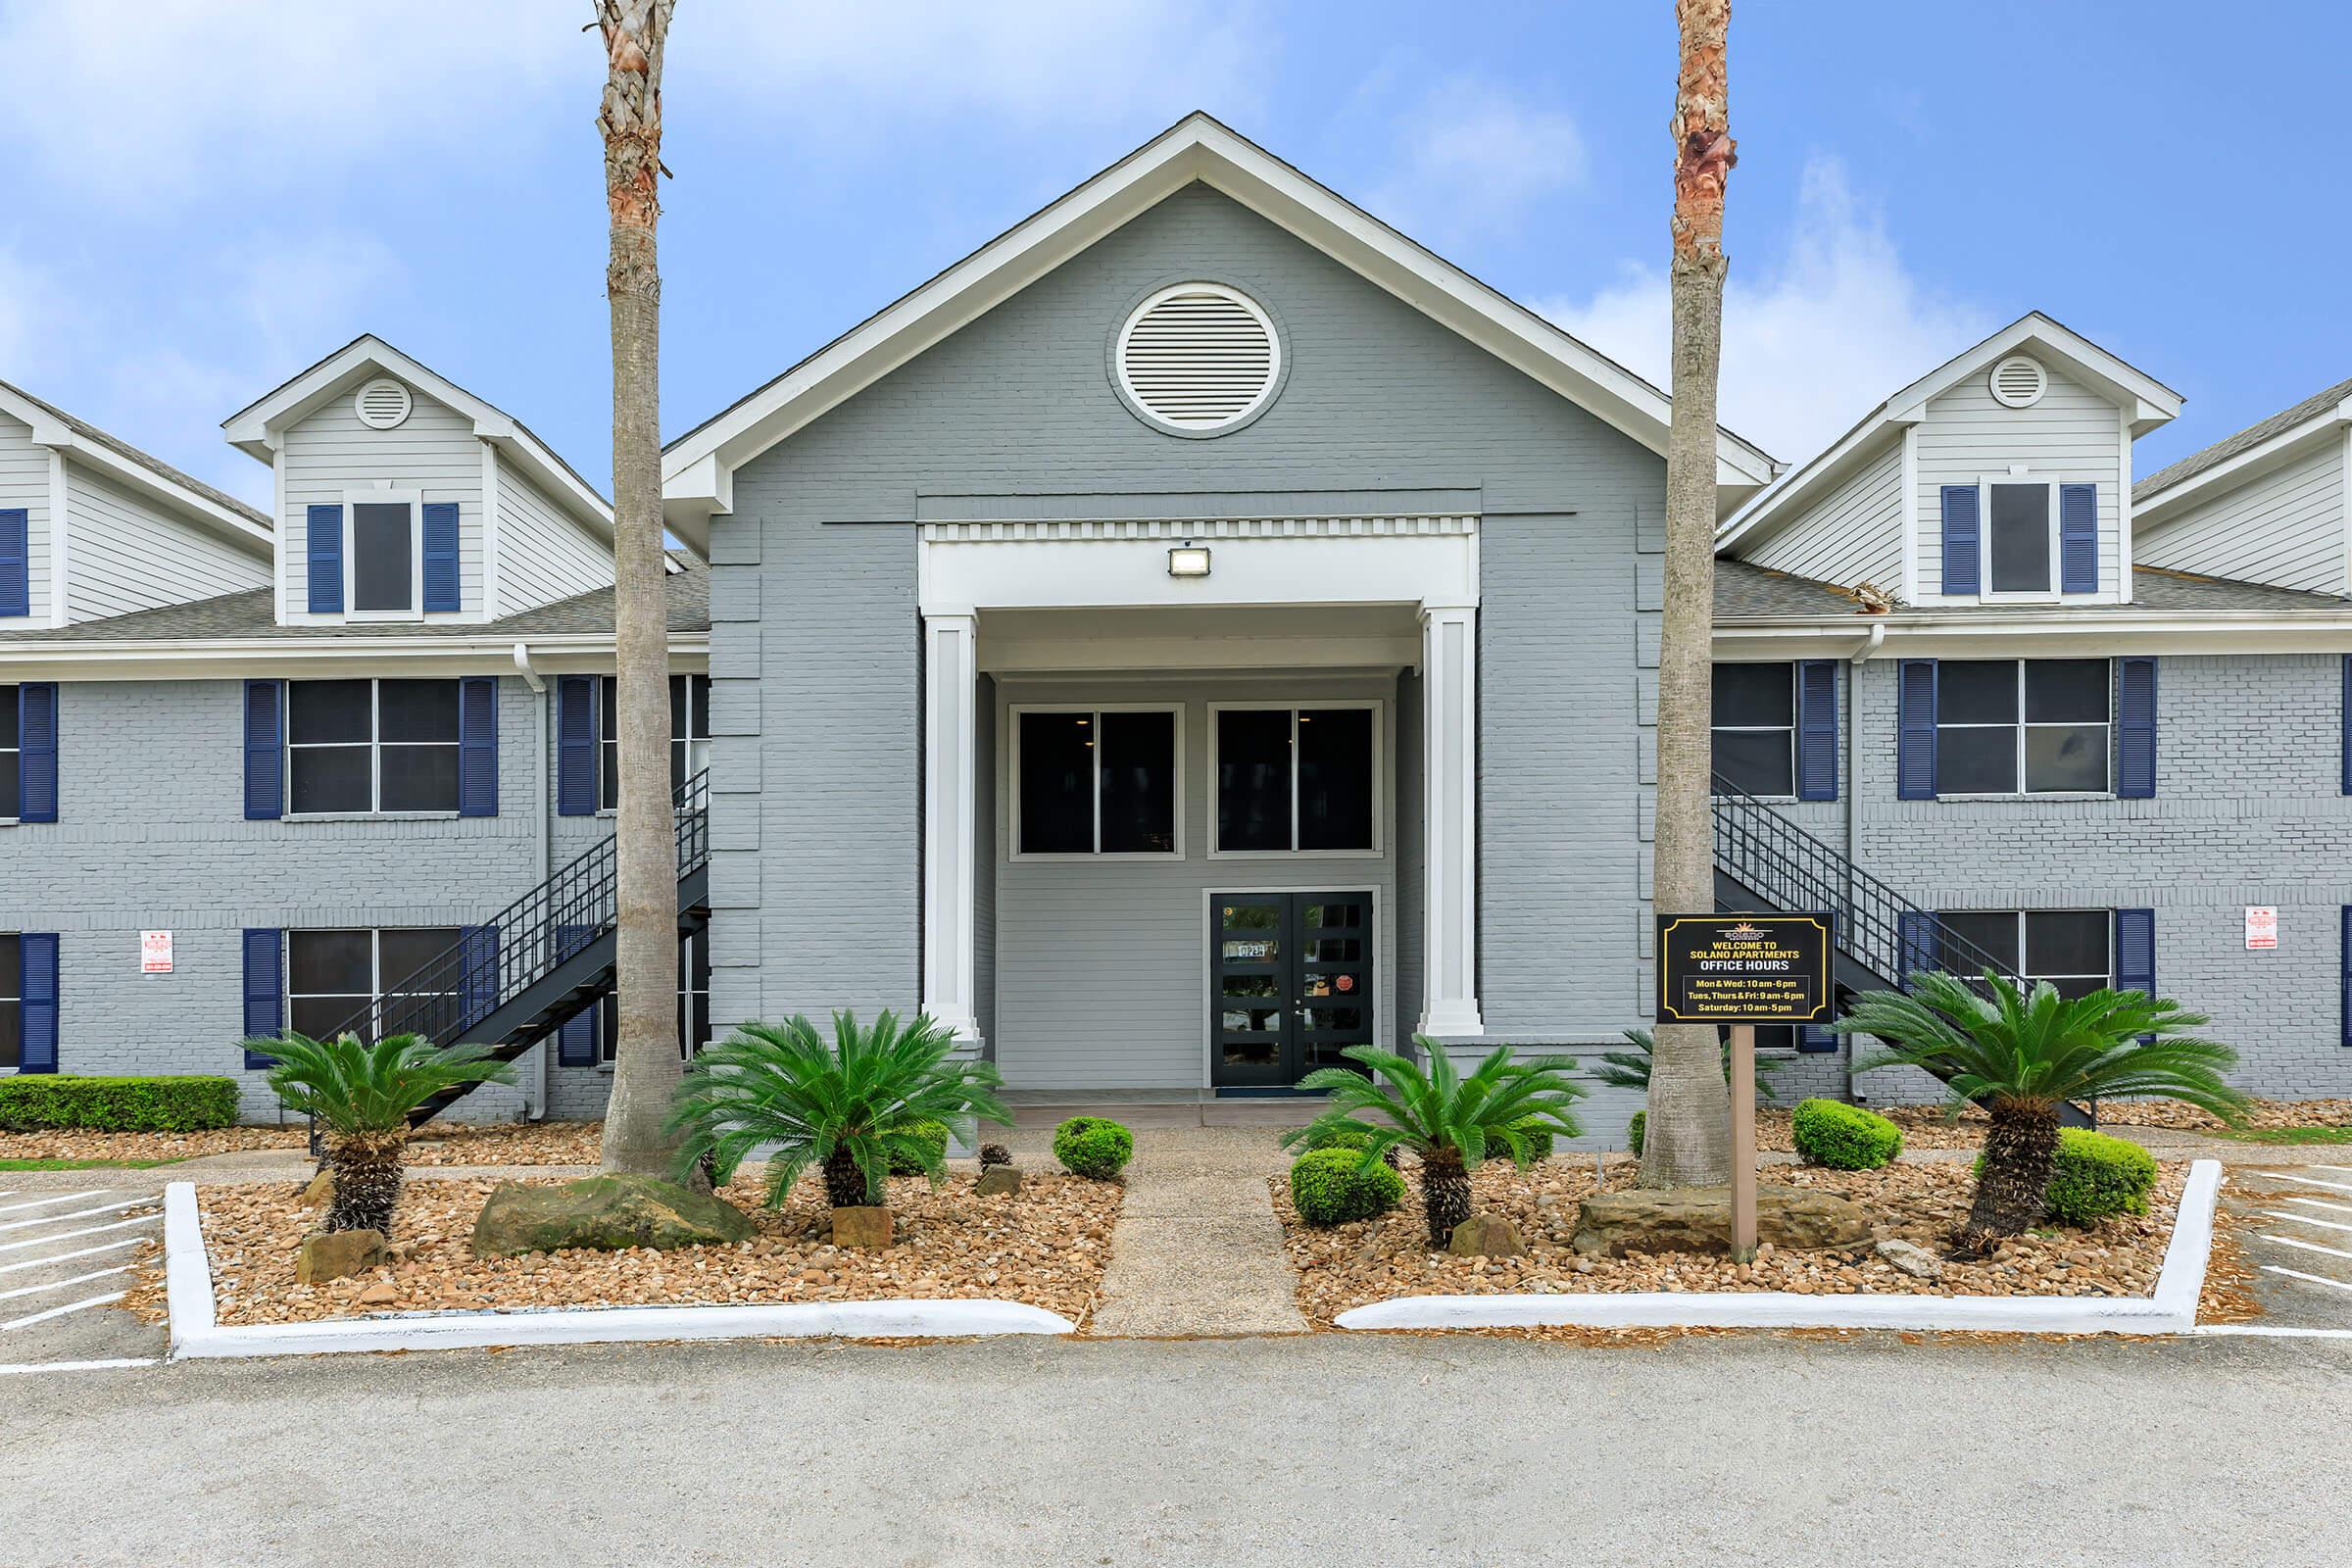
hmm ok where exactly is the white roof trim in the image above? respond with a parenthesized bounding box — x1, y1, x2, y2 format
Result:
(2132, 395, 2352, 524)
(0, 383, 272, 553)
(1718, 312, 2183, 554)
(660, 113, 1781, 553)
(0, 629, 708, 683)
(223, 335, 612, 539)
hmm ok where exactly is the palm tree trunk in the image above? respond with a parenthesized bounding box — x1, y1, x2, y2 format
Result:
(823, 1147, 868, 1209)
(327, 1131, 407, 1236)
(1958, 1098, 2060, 1253)
(1421, 1147, 1472, 1247)
(595, 0, 684, 1177)
(1642, 0, 1740, 1189)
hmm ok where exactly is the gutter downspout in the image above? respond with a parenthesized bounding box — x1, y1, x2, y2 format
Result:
(514, 643, 550, 1121)
(1843, 621, 1885, 1101)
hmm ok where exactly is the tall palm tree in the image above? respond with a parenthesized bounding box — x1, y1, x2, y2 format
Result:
(1644, 0, 1742, 1188)
(1838, 972, 2245, 1252)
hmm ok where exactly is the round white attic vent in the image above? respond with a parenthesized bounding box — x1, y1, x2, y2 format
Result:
(1988, 355, 2047, 409)
(1115, 283, 1281, 435)
(354, 377, 414, 430)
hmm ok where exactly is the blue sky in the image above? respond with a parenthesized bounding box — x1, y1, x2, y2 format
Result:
(1, 1, 2344, 509)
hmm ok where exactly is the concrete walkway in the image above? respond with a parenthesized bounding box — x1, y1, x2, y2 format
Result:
(1085, 1126, 1309, 1338)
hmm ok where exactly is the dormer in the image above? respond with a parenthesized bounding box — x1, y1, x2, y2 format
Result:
(2132, 375, 2352, 597)
(222, 336, 613, 627)
(1719, 313, 2181, 608)
(0, 377, 271, 629)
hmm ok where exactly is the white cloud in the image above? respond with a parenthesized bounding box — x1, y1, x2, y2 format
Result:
(1538, 159, 1993, 464)
(1365, 83, 1586, 245)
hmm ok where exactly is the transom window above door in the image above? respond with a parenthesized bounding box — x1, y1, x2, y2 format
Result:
(1013, 707, 1179, 857)
(1212, 704, 1378, 855)
(1935, 660, 2110, 796)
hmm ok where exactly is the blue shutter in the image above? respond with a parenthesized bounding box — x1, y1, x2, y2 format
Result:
(2116, 657, 2157, 799)
(1798, 1020, 1838, 1053)
(242, 928, 283, 1068)
(1939, 486, 1981, 596)
(2115, 907, 2157, 1045)
(2342, 907, 2351, 1049)
(1895, 660, 1937, 800)
(306, 505, 343, 614)
(2341, 656, 2350, 796)
(0, 508, 27, 616)
(557, 675, 597, 816)
(16, 682, 56, 822)
(421, 501, 462, 612)
(458, 676, 499, 816)
(18, 932, 57, 1073)
(1795, 660, 1838, 802)
(460, 923, 501, 1032)
(2059, 484, 2098, 593)
(1896, 910, 1936, 990)
(243, 679, 284, 820)
(555, 922, 597, 1066)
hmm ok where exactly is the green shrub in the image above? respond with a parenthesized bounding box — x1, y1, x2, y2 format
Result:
(0, 1074, 240, 1134)
(884, 1119, 950, 1175)
(2042, 1129, 2158, 1225)
(1494, 1115, 1553, 1163)
(1053, 1116, 1134, 1180)
(1627, 1109, 1645, 1157)
(1289, 1147, 1406, 1227)
(1790, 1099, 1903, 1170)
(1300, 1123, 1399, 1167)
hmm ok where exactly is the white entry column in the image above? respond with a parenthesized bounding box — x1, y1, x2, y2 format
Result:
(1419, 600, 1484, 1036)
(920, 610, 981, 1044)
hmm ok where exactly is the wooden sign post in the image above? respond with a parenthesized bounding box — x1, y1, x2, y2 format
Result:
(1655, 912, 1833, 1262)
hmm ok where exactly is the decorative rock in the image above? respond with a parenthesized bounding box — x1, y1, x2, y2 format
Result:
(974, 1165, 1022, 1197)
(470, 1174, 755, 1258)
(354, 1281, 399, 1306)
(831, 1205, 894, 1249)
(1876, 1238, 1946, 1281)
(295, 1228, 385, 1284)
(295, 1169, 335, 1209)
(1446, 1213, 1528, 1257)
(1570, 1184, 1871, 1259)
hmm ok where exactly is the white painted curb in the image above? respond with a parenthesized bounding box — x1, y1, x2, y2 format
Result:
(162, 1182, 1074, 1359)
(1335, 1158, 2225, 1337)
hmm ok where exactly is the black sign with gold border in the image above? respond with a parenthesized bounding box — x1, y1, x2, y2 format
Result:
(1654, 912, 1833, 1025)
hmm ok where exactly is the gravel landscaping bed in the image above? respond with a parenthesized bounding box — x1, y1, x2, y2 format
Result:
(0, 1125, 306, 1163)
(2098, 1097, 2352, 1132)
(1277, 1155, 2186, 1328)
(127, 1167, 1120, 1329)
(406, 1120, 608, 1165)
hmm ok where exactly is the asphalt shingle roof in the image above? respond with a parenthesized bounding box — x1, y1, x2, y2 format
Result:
(1713, 557, 2349, 618)
(2133, 373, 2352, 503)
(0, 377, 270, 527)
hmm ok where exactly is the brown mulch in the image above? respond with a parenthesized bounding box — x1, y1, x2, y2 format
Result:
(123, 1167, 1121, 1330)
(2098, 1098, 2352, 1132)
(1277, 1155, 2185, 1328)
(405, 1120, 608, 1166)
(0, 1126, 305, 1163)
(1755, 1103, 1989, 1152)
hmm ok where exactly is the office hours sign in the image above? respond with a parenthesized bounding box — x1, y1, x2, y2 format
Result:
(1655, 913, 1833, 1026)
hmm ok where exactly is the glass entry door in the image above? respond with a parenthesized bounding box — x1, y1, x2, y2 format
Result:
(1211, 893, 1374, 1090)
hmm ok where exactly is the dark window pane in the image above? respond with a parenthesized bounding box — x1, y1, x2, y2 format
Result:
(290, 995, 371, 1043)
(1713, 728, 1793, 796)
(1987, 484, 2050, 593)
(1018, 711, 1093, 854)
(1099, 711, 1176, 854)
(2045, 974, 2106, 1001)
(671, 740, 685, 799)
(689, 934, 711, 992)
(2025, 725, 2107, 793)
(351, 502, 415, 612)
(289, 930, 372, 996)
(1217, 709, 1292, 851)
(1937, 662, 2018, 724)
(1222, 902, 1280, 932)
(2024, 660, 2110, 724)
(380, 744, 460, 811)
(0, 1004, 17, 1067)
(1304, 903, 1364, 929)
(688, 676, 711, 739)
(2025, 911, 2108, 979)
(601, 741, 619, 811)
(1304, 938, 1362, 962)
(1936, 912, 2019, 974)
(1302, 1007, 1364, 1032)
(1747, 1025, 1798, 1053)
(1221, 974, 1280, 999)
(379, 927, 462, 992)
(290, 745, 371, 813)
(0, 685, 17, 739)
(1713, 662, 1793, 726)
(669, 675, 688, 741)
(1298, 709, 1373, 851)
(0, 753, 18, 820)
(289, 679, 372, 745)
(1936, 726, 2017, 794)
(0, 933, 18, 997)
(377, 679, 458, 742)
(600, 675, 617, 743)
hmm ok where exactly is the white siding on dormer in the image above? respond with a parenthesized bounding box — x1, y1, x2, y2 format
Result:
(64, 462, 269, 620)
(1913, 361, 2124, 599)
(0, 414, 51, 620)
(1741, 439, 1903, 594)
(495, 460, 612, 614)
(280, 383, 484, 620)
(2135, 438, 2345, 595)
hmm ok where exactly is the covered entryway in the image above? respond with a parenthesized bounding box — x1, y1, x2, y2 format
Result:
(1209, 891, 1375, 1091)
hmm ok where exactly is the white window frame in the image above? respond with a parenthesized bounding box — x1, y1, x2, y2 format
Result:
(595, 674, 713, 814)
(1208, 700, 1385, 860)
(284, 677, 463, 818)
(1709, 662, 1796, 801)
(1936, 908, 2113, 996)
(284, 926, 463, 1042)
(1007, 702, 1186, 861)
(1976, 477, 2062, 603)
(0, 931, 20, 1072)
(340, 486, 424, 622)
(1935, 659, 2112, 801)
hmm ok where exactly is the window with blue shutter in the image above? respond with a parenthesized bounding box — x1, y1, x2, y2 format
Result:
(458, 676, 499, 817)
(557, 675, 598, 816)
(2116, 658, 2157, 799)
(1795, 660, 1838, 802)
(421, 501, 462, 612)
(18, 932, 57, 1073)
(1939, 486, 1981, 596)
(555, 922, 598, 1065)
(243, 680, 284, 820)
(242, 928, 283, 1068)
(16, 683, 56, 822)
(0, 508, 28, 617)
(306, 505, 344, 613)
(2114, 907, 2156, 1044)
(2059, 484, 2098, 593)
(1895, 660, 1937, 800)
(459, 924, 500, 1031)
(1895, 911, 1935, 989)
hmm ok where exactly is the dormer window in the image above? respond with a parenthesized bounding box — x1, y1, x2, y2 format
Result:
(1939, 480, 2099, 598)
(351, 500, 417, 612)
(1986, 482, 2053, 595)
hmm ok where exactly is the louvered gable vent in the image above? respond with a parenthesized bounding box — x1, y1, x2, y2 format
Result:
(354, 377, 414, 430)
(1116, 283, 1281, 434)
(1987, 355, 2047, 409)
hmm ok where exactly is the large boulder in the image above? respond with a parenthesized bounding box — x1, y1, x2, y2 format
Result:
(1571, 1184, 1871, 1259)
(1446, 1213, 1528, 1257)
(296, 1228, 384, 1284)
(471, 1174, 755, 1258)
(830, 1205, 895, 1250)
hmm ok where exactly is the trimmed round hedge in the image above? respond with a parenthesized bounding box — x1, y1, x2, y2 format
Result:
(884, 1119, 950, 1176)
(1053, 1115, 1134, 1180)
(1790, 1099, 1903, 1169)
(1627, 1109, 1646, 1157)
(2042, 1128, 2159, 1224)
(1290, 1147, 1406, 1227)
(1300, 1123, 1400, 1168)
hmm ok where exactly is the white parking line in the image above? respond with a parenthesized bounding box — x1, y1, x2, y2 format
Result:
(2262, 1234, 2352, 1264)
(0, 1267, 128, 1304)
(2282, 1197, 2352, 1217)
(2263, 1265, 2352, 1296)
(0, 1190, 108, 1215)
(2262, 1209, 2352, 1236)
(2315, 1165, 2352, 1175)
(2268, 1173, 2352, 1196)
(0, 1216, 156, 1254)
(0, 1357, 158, 1377)
(0, 1198, 147, 1233)
(0, 1291, 125, 1331)
(0, 1238, 145, 1275)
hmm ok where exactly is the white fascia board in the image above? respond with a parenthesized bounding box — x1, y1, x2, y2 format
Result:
(1714, 608, 2352, 660)
(2132, 404, 2352, 525)
(0, 632, 709, 683)
(1886, 312, 2183, 432)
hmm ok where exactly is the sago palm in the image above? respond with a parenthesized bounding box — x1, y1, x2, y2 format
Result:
(1281, 1039, 1586, 1246)
(255, 1031, 514, 1236)
(665, 1009, 1009, 1212)
(1837, 971, 2244, 1252)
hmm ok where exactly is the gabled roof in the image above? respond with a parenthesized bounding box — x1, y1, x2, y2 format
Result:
(223, 335, 612, 539)
(2133, 372, 2352, 518)
(1718, 312, 2183, 555)
(661, 112, 1782, 552)
(0, 377, 271, 550)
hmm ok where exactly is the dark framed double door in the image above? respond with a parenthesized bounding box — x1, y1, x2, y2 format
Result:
(1211, 892, 1375, 1091)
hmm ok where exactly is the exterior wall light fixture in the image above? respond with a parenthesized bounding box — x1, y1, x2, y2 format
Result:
(1167, 544, 1211, 578)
